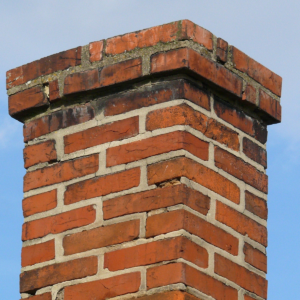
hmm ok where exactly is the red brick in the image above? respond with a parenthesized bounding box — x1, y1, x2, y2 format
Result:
(22, 205, 96, 241)
(146, 104, 239, 151)
(242, 84, 257, 106)
(23, 103, 95, 142)
(245, 191, 268, 220)
(7, 47, 81, 89)
(63, 219, 140, 255)
(104, 236, 208, 271)
(21, 240, 55, 267)
(64, 168, 140, 205)
(148, 157, 240, 204)
(107, 131, 209, 167)
(9, 86, 48, 116)
(103, 184, 210, 220)
(244, 295, 256, 300)
(244, 243, 267, 273)
(106, 22, 179, 55)
(19, 293, 52, 300)
(103, 79, 210, 117)
(259, 89, 281, 123)
(49, 80, 60, 102)
(64, 116, 139, 154)
(151, 48, 243, 98)
(99, 58, 142, 87)
(23, 140, 57, 168)
(24, 154, 99, 192)
(20, 256, 97, 293)
(64, 58, 142, 94)
(215, 253, 267, 298)
(179, 20, 213, 50)
(6, 64, 24, 89)
(215, 147, 268, 193)
(214, 99, 267, 144)
(146, 209, 238, 255)
(243, 137, 267, 168)
(89, 40, 104, 62)
(39, 47, 82, 76)
(216, 201, 267, 246)
(216, 38, 228, 63)
(147, 262, 238, 300)
(129, 291, 200, 300)
(231, 46, 282, 97)
(64, 272, 140, 300)
(22, 190, 57, 217)
(64, 69, 100, 95)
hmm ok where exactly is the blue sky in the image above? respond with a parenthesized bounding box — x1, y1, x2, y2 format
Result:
(0, 1, 298, 298)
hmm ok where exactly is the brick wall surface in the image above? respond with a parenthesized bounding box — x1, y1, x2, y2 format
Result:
(7, 20, 282, 300)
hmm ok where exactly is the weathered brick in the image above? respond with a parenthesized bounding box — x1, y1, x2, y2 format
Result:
(39, 47, 82, 76)
(64, 168, 140, 205)
(103, 79, 210, 117)
(6, 64, 25, 89)
(179, 20, 213, 50)
(23, 103, 95, 142)
(147, 262, 238, 300)
(64, 116, 139, 154)
(49, 80, 60, 102)
(214, 99, 267, 144)
(215, 253, 267, 298)
(231, 46, 282, 96)
(9, 86, 48, 116)
(242, 84, 257, 106)
(24, 154, 99, 192)
(63, 219, 140, 255)
(244, 295, 256, 300)
(244, 243, 267, 273)
(64, 272, 140, 300)
(22, 190, 57, 217)
(104, 236, 208, 271)
(215, 147, 268, 193)
(216, 38, 228, 63)
(20, 256, 97, 293)
(146, 104, 239, 151)
(7, 47, 81, 89)
(23, 140, 57, 168)
(103, 184, 210, 220)
(99, 58, 142, 87)
(64, 58, 142, 95)
(19, 293, 52, 300)
(148, 157, 240, 204)
(106, 22, 179, 55)
(146, 209, 238, 255)
(243, 137, 267, 168)
(151, 48, 243, 98)
(89, 40, 104, 62)
(64, 69, 100, 95)
(259, 89, 281, 123)
(21, 240, 55, 267)
(128, 291, 200, 300)
(216, 201, 267, 246)
(245, 190, 268, 220)
(107, 131, 209, 167)
(22, 205, 96, 241)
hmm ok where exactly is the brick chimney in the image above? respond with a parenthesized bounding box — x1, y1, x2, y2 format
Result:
(7, 20, 282, 300)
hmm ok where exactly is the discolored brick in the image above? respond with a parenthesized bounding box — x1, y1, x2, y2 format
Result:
(103, 184, 210, 220)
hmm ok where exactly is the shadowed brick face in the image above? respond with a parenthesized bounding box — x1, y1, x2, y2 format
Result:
(7, 19, 281, 300)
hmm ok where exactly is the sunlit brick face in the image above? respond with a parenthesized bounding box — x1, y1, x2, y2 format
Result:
(7, 20, 281, 300)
